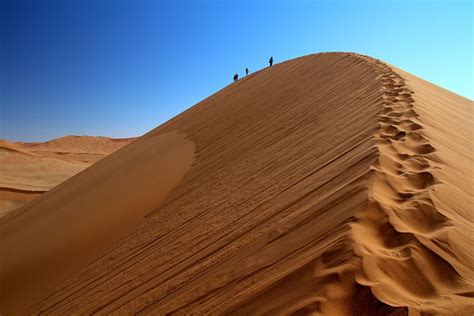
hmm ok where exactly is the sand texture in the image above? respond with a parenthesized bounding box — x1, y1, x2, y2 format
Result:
(0, 53, 472, 315)
(0, 137, 134, 217)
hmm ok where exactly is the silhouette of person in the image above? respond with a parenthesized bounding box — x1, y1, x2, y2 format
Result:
(269, 56, 273, 67)
(245, 68, 249, 76)
(233, 73, 239, 82)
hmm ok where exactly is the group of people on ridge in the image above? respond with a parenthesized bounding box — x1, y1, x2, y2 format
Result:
(233, 56, 273, 82)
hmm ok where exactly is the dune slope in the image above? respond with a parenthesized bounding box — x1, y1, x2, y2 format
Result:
(351, 61, 473, 314)
(0, 132, 194, 315)
(0, 53, 472, 315)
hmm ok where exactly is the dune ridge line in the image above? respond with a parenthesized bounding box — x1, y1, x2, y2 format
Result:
(351, 54, 473, 315)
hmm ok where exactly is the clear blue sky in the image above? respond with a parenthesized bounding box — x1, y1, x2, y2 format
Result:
(1, 0, 472, 141)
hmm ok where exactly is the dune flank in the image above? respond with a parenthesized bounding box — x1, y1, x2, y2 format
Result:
(0, 137, 134, 217)
(0, 53, 472, 315)
(0, 131, 194, 314)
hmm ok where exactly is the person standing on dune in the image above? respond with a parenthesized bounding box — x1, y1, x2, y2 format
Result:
(246, 68, 249, 76)
(269, 56, 273, 67)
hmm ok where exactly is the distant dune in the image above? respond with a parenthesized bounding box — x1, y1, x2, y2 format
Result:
(0, 136, 134, 217)
(19, 135, 136, 162)
(0, 53, 472, 315)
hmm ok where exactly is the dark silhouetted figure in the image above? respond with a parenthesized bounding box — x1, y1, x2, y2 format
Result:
(233, 73, 239, 82)
(269, 56, 273, 67)
(245, 68, 249, 76)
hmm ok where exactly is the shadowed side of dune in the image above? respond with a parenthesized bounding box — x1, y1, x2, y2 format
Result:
(0, 131, 195, 315)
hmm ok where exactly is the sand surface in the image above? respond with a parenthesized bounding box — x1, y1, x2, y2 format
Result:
(0, 53, 472, 315)
(0, 136, 134, 217)
(19, 136, 135, 163)
(0, 132, 194, 314)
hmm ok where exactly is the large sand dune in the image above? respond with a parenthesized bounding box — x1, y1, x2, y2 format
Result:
(0, 53, 472, 315)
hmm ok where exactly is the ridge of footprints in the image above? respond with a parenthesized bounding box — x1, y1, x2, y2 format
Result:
(349, 54, 465, 313)
(365, 57, 448, 237)
(286, 54, 455, 314)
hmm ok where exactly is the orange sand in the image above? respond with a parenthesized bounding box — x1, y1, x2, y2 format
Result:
(19, 135, 135, 163)
(0, 53, 472, 315)
(0, 136, 134, 216)
(0, 132, 194, 314)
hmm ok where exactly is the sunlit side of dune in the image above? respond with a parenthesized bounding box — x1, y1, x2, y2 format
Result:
(351, 58, 473, 315)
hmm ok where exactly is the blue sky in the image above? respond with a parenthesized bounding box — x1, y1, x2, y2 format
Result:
(1, 0, 472, 141)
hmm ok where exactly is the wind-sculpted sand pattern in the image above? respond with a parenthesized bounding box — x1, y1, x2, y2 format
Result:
(1, 53, 471, 315)
(351, 55, 473, 315)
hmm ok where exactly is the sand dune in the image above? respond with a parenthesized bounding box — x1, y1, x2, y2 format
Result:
(0, 189, 42, 219)
(19, 135, 136, 163)
(351, 58, 473, 315)
(0, 53, 472, 315)
(0, 137, 134, 217)
(0, 132, 194, 314)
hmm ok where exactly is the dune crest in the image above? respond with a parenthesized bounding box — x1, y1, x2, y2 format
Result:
(351, 55, 473, 315)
